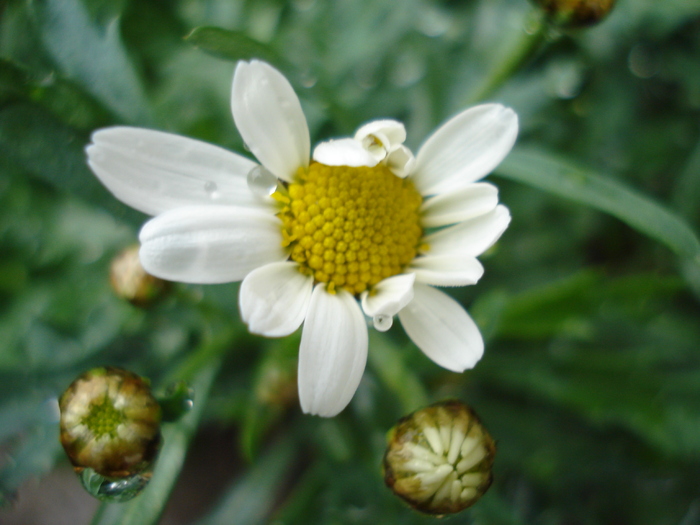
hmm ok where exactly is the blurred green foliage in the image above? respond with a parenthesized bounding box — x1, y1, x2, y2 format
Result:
(1, 0, 700, 523)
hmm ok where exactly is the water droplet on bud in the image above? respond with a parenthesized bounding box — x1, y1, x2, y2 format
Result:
(247, 166, 278, 197)
(373, 314, 393, 332)
(79, 467, 151, 503)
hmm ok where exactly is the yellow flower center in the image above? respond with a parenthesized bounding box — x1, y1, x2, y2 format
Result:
(83, 397, 125, 439)
(275, 162, 423, 295)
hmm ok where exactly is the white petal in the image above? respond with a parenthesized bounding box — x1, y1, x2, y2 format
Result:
(312, 139, 378, 167)
(409, 255, 484, 287)
(386, 144, 415, 178)
(298, 285, 368, 417)
(413, 104, 518, 196)
(355, 120, 407, 146)
(422, 204, 511, 257)
(398, 284, 483, 372)
(86, 127, 260, 216)
(231, 60, 309, 182)
(354, 120, 407, 160)
(361, 273, 415, 317)
(138, 205, 285, 283)
(239, 262, 313, 337)
(420, 182, 499, 228)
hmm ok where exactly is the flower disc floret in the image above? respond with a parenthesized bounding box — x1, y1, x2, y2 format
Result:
(82, 398, 126, 439)
(277, 162, 423, 295)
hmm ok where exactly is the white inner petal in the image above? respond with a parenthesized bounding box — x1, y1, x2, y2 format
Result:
(312, 138, 379, 167)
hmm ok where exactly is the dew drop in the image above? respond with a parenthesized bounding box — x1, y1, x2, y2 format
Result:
(300, 70, 318, 88)
(79, 468, 151, 503)
(204, 181, 220, 200)
(158, 380, 195, 423)
(628, 44, 658, 79)
(247, 166, 278, 197)
(373, 314, 393, 332)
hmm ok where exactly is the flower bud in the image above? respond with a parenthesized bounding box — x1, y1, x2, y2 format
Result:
(533, 0, 616, 27)
(59, 367, 161, 479)
(109, 245, 169, 306)
(383, 400, 495, 515)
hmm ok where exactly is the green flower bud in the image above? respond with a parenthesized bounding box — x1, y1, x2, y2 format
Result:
(533, 0, 616, 27)
(383, 400, 496, 516)
(59, 367, 162, 478)
(109, 245, 169, 306)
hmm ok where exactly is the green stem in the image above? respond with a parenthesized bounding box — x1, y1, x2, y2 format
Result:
(368, 331, 429, 413)
(89, 328, 236, 525)
(463, 9, 549, 105)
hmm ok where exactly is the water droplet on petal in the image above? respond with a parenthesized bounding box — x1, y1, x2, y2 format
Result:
(79, 467, 151, 503)
(373, 314, 393, 332)
(204, 181, 220, 200)
(247, 166, 278, 197)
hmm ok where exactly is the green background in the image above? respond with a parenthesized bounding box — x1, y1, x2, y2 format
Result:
(1, 0, 700, 523)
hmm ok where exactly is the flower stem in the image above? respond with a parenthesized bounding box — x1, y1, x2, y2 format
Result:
(463, 8, 549, 105)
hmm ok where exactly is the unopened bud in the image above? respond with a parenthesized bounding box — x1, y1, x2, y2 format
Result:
(110, 245, 169, 306)
(533, 0, 616, 27)
(383, 400, 495, 515)
(59, 367, 161, 479)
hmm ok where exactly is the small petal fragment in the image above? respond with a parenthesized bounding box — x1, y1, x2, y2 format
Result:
(87, 127, 260, 216)
(138, 205, 285, 283)
(398, 284, 484, 372)
(386, 145, 416, 178)
(413, 104, 518, 196)
(231, 60, 310, 182)
(298, 285, 368, 417)
(422, 205, 511, 258)
(239, 262, 314, 337)
(420, 183, 499, 228)
(355, 120, 407, 160)
(313, 139, 379, 167)
(409, 255, 484, 287)
(361, 273, 415, 317)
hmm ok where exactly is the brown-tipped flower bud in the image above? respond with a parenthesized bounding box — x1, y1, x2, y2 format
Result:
(109, 245, 169, 306)
(383, 400, 496, 516)
(59, 367, 162, 478)
(533, 0, 616, 27)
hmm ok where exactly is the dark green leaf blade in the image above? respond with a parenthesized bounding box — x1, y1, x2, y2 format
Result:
(184, 26, 282, 66)
(496, 146, 700, 262)
(31, 0, 151, 124)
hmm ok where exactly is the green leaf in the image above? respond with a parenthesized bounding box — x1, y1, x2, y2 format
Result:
(240, 337, 298, 460)
(30, 0, 151, 124)
(185, 26, 282, 67)
(197, 438, 296, 525)
(496, 146, 700, 263)
(0, 59, 30, 103)
(0, 421, 62, 505)
(0, 102, 143, 226)
(368, 331, 429, 413)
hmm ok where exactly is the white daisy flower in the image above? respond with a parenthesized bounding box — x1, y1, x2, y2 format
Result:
(86, 60, 518, 418)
